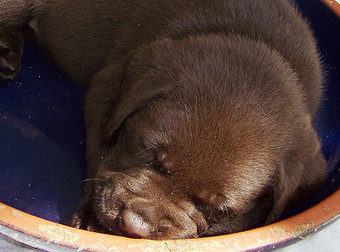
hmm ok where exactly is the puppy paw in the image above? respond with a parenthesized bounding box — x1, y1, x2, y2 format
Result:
(0, 29, 24, 83)
(71, 201, 107, 233)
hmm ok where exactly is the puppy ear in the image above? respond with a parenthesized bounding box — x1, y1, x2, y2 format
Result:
(103, 46, 173, 142)
(265, 149, 327, 224)
(265, 164, 297, 224)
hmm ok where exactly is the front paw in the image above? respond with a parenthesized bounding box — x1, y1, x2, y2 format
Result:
(0, 29, 24, 83)
(71, 201, 107, 233)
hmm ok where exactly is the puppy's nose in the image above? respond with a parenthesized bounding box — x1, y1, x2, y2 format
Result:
(116, 210, 152, 238)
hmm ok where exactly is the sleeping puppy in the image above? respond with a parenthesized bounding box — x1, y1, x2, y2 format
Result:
(0, 0, 327, 239)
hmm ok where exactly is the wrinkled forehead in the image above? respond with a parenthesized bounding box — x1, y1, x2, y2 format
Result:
(171, 153, 273, 208)
(124, 97, 274, 209)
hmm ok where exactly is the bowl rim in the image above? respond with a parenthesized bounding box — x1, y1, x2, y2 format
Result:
(0, 1, 339, 250)
(320, 0, 340, 17)
(0, 189, 339, 251)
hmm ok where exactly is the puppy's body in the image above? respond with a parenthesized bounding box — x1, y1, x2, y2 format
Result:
(0, 0, 326, 239)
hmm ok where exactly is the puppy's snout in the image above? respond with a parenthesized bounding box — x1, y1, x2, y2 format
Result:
(116, 210, 152, 238)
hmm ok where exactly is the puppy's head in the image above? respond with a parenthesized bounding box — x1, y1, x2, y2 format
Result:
(94, 99, 276, 239)
(85, 35, 326, 239)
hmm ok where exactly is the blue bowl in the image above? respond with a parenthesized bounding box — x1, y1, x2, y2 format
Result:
(0, 42, 86, 225)
(0, 0, 339, 243)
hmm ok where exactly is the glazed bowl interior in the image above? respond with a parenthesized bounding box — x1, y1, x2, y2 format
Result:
(0, 0, 339, 251)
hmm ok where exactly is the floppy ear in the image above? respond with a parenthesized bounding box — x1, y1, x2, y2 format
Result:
(103, 45, 174, 142)
(265, 149, 327, 224)
(265, 161, 301, 224)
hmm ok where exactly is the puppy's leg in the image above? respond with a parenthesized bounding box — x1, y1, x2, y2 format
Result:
(266, 129, 327, 224)
(0, 29, 24, 83)
(294, 149, 327, 204)
(71, 64, 122, 232)
(71, 183, 107, 233)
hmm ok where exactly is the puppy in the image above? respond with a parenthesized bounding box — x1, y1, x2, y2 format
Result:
(0, 0, 327, 239)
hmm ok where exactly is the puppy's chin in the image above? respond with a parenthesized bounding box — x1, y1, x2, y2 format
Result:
(91, 167, 209, 239)
(88, 165, 275, 239)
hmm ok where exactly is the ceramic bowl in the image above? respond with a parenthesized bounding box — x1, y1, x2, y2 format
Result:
(0, 0, 339, 251)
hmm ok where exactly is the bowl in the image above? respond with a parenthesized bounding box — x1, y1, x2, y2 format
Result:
(0, 0, 339, 251)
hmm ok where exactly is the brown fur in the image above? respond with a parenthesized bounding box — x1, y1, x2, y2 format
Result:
(0, 0, 326, 239)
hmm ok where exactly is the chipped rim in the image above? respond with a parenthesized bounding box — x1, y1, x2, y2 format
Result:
(0, 189, 339, 251)
(0, 2, 339, 251)
(320, 0, 340, 17)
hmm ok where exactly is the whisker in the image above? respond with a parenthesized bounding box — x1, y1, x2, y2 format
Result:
(135, 146, 155, 156)
(84, 178, 106, 182)
(89, 197, 103, 201)
(77, 178, 105, 184)
(145, 160, 157, 166)
(93, 186, 108, 191)
(208, 206, 213, 221)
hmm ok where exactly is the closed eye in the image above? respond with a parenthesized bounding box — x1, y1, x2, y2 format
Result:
(145, 160, 171, 176)
(141, 147, 172, 176)
(197, 203, 236, 222)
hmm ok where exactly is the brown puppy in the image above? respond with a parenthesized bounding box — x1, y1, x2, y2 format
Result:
(0, 0, 327, 239)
